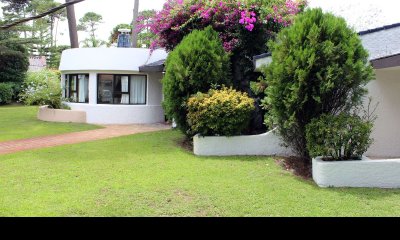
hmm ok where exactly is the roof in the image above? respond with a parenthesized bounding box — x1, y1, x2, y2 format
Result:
(59, 48, 168, 72)
(358, 22, 400, 36)
(371, 53, 400, 69)
(139, 59, 165, 72)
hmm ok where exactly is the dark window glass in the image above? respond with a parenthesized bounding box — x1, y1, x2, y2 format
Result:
(97, 74, 146, 105)
(97, 74, 114, 104)
(65, 74, 89, 103)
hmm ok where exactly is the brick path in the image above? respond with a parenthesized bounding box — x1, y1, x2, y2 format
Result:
(0, 124, 171, 155)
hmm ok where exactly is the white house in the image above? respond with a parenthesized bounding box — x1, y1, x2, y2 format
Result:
(59, 47, 167, 125)
(253, 23, 400, 159)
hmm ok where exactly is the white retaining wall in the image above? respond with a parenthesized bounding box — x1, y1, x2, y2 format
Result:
(312, 157, 400, 188)
(65, 103, 164, 125)
(37, 106, 86, 123)
(193, 129, 295, 156)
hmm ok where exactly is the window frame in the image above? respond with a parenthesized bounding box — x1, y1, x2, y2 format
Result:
(65, 74, 89, 104)
(97, 74, 147, 105)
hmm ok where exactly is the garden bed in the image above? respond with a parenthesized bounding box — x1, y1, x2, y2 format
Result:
(37, 105, 86, 123)
(193, 128, 295, 156)
(312, 156, 400, 188)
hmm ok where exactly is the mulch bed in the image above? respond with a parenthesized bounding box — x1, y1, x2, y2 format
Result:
(275, 156, 312, 179)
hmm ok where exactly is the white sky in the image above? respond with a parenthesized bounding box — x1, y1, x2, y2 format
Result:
(2, 0, 400, 46)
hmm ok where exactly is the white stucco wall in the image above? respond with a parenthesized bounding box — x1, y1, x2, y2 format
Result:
(61, 70, 165, 125)
(193, 129, 295, 156)
(365, 67, 400, 158)
(59, 48, 167, 72)
(312, 157, 400, 188)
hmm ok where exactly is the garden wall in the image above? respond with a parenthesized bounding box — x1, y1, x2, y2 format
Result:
(37, 106, 86, 123)
(193, 129, 295, 156)
(312, 157, 400, 188)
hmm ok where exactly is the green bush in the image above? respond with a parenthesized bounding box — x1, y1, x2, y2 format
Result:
(162, 26, 231, 137)
(19, 69, 62, 109)
(0, 46, 29, 84)
(187, 87, 255, 136)
(305, 113, 373, 161)
(0, 82, 13, 104)
(261, 8, 374, 159)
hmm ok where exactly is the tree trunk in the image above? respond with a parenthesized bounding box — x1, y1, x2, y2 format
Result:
(131, 0, 139, 48)
(66, 0, 79, 48)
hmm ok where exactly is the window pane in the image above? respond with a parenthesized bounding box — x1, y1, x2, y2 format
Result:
(78, 75, 89, 103)
(130, 75, 146, 104)
(65, 75, 69, 99)
(121, 76, 129, 93)
(98, 75, 113, 104)
(70, 76, 76, 91)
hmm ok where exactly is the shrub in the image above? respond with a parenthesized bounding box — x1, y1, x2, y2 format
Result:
(162, 26, 231, 136)
(19, 69, 62, 109)
(261, 8, 374, 159)
(305, 113, 373, 161)
(0, 82, 13, 105)
(187, 87, 255, 136)
(0, 46, 29, 84)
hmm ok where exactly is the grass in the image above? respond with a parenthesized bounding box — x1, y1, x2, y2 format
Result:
(1, 130, 400, 217)
(0, 105, 101, 142)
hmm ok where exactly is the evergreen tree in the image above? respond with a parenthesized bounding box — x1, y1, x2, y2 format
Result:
(162, 26, 231, 136)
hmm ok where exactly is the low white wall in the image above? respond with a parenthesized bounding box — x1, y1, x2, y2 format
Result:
(312, 157, 400, 188)
(37, 105, 86, 123)
(65, 103, 165, 124)
(193, 129, 295, 156)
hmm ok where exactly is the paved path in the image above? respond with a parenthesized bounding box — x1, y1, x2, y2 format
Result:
(0, 124, 171, 155)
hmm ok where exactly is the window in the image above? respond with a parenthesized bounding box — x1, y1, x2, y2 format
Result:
(97, 74, 146, 105)
(65, 74, 89, 103)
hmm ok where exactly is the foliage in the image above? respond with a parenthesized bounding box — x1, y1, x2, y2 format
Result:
(142, 0, 305, 52)
(0, 82, 14, 104)
(1, 0, 67, 63)
(108, 23, 132, 46)
(162, 26, 231, 136)
(47, 45, 70, 69)
(77, 12, 106, 48)
(305, 113, 373, 161)
(187, 87, 255, 136)
(0, 45, 29, 84)
(136, 10, 157, 48)
(19, 69, 62, 109)
(261, 8, 375, 159)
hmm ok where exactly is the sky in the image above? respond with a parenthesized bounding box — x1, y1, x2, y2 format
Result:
(2, 0, 400, 46)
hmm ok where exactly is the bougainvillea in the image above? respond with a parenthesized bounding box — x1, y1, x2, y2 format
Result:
(137, 0, 306, 52)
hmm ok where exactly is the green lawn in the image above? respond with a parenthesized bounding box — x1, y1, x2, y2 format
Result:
(0, 105, 100, 142)
(0, 130, 399, 216)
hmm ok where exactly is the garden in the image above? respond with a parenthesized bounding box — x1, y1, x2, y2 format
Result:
(1, 0, 400, 216)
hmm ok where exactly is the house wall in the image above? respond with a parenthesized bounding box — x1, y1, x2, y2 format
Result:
(61, 70, 165, 124)
(366, 67, 400, 158)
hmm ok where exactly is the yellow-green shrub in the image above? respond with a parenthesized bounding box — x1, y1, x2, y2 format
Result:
(187, 87, 255, 136)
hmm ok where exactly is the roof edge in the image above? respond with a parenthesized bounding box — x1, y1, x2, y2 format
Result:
(358, 22, 400, 36)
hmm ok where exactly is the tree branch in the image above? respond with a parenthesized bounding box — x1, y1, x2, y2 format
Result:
(0, 0, 85, 30)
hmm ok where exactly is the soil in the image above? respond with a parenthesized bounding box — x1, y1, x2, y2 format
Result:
(275, 157, 312, 180)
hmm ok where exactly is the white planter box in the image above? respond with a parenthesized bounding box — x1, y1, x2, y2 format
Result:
(37, 105, 86, 123)
(312, 156, 400, 188)
(193, 129, 295, 157)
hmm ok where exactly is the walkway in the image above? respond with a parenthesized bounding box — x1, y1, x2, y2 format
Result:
(0, 124, 171, 155)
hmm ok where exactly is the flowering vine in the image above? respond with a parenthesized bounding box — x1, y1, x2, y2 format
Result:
(136, 0, 307, 52)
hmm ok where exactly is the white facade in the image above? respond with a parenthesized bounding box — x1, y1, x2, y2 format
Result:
(59, 48, 167, 125)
